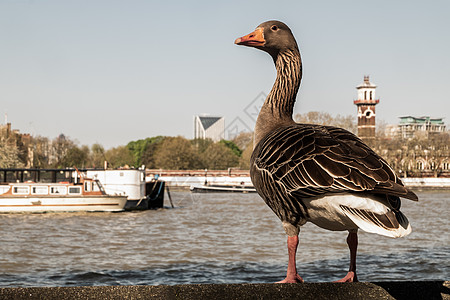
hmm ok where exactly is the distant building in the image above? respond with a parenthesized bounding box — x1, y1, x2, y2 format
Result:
(0, 122, 27, 141)
(354, 76, 379, 140)
(0, 122, 12, 138)
(0, 121, 32, 167)
(398, 116, 446, 139)
(193, 115, 225, 142)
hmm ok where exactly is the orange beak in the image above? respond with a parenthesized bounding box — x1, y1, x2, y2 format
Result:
(235, 27, 265, 47)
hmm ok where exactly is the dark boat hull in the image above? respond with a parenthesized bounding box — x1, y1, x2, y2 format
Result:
(125, 180, 165, 210)
(190, 184, 256, 193)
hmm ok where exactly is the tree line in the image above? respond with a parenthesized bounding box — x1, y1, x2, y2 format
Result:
(1, 112, 448, 175)
(0, 127, 254, 170)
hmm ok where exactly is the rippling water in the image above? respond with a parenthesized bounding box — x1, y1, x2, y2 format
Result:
(0, 190, 448, 287)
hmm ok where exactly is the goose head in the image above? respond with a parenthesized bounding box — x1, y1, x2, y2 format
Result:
(235, 20, 299, 61)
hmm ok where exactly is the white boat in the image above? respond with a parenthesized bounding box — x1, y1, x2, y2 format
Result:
(86, 168, 165, 209)
(0, 175, 127, 213)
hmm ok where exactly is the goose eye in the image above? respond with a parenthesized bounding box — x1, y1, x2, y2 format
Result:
(271, 25, 278, 31)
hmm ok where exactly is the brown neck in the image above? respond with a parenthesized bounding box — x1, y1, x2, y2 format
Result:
(254, 49, 302, 147)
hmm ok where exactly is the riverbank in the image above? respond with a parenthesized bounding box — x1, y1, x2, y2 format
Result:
(146, 169, 450, 189)
(1, 281, 448, 299)
(402, 177, 450, 189)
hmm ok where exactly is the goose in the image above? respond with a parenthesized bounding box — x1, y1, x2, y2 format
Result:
(235, 20, 418, 283)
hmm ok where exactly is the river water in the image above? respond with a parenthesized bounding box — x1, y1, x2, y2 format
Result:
(0, 190, 448, 287)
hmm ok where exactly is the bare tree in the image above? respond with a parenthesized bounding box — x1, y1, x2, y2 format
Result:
(91, 143, 106, 168)
(0, 137, 24, 168)
(294, 111, 357, 133)
(232, 132, 253, 151)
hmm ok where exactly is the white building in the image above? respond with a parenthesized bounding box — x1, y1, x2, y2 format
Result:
(194, 115, 225, 142)
(398, 116, 446, 139)
(384, 116, 447, 139)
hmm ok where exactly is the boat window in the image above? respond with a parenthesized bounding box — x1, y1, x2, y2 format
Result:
(32, 186, 48, 195)
(84, 181, 91, 192)
(13, 186, 29, 195)
(0, 186, 10, 194)
(68, 186, 81, 194)
(92, 182, 100, 192)
(50, 186, 67, 195)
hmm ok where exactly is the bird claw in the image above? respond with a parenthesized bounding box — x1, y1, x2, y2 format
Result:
(334, 271, 358, 283)
(276, 274, 304, 283)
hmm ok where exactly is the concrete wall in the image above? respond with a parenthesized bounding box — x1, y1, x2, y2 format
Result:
(0, 281, 448, 300)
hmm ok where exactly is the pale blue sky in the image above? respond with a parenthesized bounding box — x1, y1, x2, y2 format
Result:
(1, 0, 449, 148)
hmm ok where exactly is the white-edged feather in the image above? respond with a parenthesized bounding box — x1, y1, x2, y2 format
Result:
(303, 194, 411, 238)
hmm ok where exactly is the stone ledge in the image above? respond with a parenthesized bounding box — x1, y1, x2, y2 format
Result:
(0, 281, 448, 300)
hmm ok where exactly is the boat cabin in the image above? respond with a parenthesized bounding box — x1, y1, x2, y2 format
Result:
(0, 177, 105, 197)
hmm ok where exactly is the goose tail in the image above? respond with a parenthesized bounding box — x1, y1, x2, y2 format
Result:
(340, 205, 411, 238)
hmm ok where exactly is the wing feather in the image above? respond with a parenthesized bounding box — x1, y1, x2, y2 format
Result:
(251, 124, 418, 202)
(313, 155, 351, 177)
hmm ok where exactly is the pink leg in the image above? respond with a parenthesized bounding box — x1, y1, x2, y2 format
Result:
(335, 231, 358, 282)
(277, 235, 304, 283)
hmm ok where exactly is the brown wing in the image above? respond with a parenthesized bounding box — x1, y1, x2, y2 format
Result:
(251, 124, 418, 201)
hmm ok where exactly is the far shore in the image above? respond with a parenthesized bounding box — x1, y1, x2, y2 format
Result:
(145, 169, 450, 190)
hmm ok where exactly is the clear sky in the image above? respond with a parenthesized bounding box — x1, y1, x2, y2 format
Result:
(1, 0, 449, 149)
